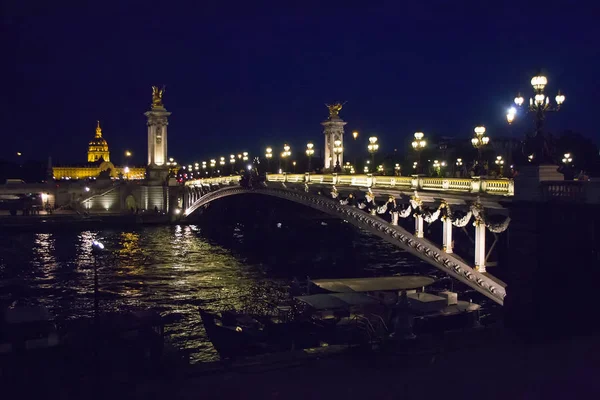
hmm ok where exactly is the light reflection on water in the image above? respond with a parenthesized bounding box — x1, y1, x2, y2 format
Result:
(0, 224, 442, 363)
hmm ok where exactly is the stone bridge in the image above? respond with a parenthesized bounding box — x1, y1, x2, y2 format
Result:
(182, 174, 512, 306)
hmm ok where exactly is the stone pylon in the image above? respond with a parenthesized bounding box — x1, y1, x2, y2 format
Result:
(321, 103, 347, 171)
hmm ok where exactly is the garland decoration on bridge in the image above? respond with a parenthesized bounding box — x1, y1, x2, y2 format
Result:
(485, 215, 511, 233)
(397, 204, 413, 218)
(451, 210, 473, 227)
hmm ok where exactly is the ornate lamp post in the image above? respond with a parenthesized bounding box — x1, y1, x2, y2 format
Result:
(210, 159, 216, 177)
(512, 74, 565, 164)
(471, 126, 490, 175)
(202, 161, 207, 176)
(265, 147, 273, 172)
(305, 143, 314, 172)
(242, 152, 249, 162)
(281, 144, 291, 172)
(333, 139, 343, 172)
(367, 136, 379, 170)
(495, 155, 505, 176)
(218, 157, 225, 175)
(562, 153, 573, 165)
(229, 155, 235, 174)
(456, 158, 463, 177)
(411, 132, 426, 174)
(292, 161, 297, 173)
(394, 163, 401, 176)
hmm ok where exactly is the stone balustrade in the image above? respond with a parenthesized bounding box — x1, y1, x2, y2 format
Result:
(186, 173, 514, 196)
(541, 180, 600, 204)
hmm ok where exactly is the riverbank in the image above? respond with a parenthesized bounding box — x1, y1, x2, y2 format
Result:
(0, 211, 172, 230)
(5, 328, 599, 399)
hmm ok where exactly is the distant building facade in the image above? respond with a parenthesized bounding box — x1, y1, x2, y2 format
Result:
(52, 121, 145, 180)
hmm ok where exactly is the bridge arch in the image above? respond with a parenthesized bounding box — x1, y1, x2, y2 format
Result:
(185, 185, 506, 305)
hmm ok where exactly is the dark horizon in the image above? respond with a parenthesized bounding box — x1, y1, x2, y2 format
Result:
(4, 1, 599, 166)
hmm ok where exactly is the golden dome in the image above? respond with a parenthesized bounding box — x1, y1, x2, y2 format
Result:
(88, 120, 110, 162)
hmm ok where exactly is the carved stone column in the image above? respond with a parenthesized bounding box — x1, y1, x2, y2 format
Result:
(415, 214, 424, 238)
(474, 219, 486, 272)
(391, 212, 399, 226)
(442, 217, 453, 253)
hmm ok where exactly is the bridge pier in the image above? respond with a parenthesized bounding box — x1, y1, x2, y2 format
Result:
(474, 219, 486, 272)
(442, 217, 453, 253)
(415, 214, 424, 238)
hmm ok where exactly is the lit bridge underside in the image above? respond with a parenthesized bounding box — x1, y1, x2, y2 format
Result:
(183, 174, 508, 306)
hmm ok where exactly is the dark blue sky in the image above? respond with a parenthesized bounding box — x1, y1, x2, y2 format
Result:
(3, 1, 599, 166)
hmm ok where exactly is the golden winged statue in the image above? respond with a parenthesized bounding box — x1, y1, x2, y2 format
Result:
(326, 102, 344, 118)
(152, 86, 165, 108)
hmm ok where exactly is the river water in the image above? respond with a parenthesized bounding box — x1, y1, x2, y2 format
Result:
(0, 218, 491, 363)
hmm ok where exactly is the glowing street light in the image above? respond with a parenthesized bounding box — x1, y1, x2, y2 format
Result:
(265, 147, 273, 173)
(472, 126, 490, 174)
(125, 150, 132, 157)
(333, 139, 343, 172)
(242, 152, 249, 161)
(495, 155, 505, 176)
(352, 131, 359, 140)
(394, 163, 401, 176)
(456, 158, 463, 166)
(281, 144, 291, 172)
(305, 143, 314, 172)
(411, 132, 426, 174)
(512, 73, 565, 164)
(506, 107, 516, 124)
(367, 136, 379, 168)
(562, 153, 573, 164)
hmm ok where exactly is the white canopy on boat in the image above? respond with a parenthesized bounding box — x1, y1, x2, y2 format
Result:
(295, 293, 380, 310)
(310, 276, 435, 293)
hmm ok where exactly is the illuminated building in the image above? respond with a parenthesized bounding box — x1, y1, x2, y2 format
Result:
(52, 122, 145, 180)
(88, 121, 110, 162)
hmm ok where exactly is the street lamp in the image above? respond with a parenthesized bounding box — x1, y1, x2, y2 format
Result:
(210, 159, 216, 176)
(471, 126, 490, 175)
(292, 161, 297, 173)
(512, 73, 565, 164)
(265, 147, 273, 172)
(495, 155, 505, 176)
(367, 136, 379, 169)
(243, 152, 249, 161)
(305, 143, 314, 172)
(562, 153, 573, 164)
(411, 132, 426, 174)
(282, 144, 291, 172)
(229, 154, 236, 173)
(506, 107, 516, 124)
(352, 131, 358, 140)
(394, 163, 401, 176)
(333, 139, 343, 172)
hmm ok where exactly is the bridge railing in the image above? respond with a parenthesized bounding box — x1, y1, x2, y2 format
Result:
(541, 180, 600, 203)
(185, 173, 514, 196)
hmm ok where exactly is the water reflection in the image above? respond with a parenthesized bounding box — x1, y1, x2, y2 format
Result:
(0, 224, 435, 362)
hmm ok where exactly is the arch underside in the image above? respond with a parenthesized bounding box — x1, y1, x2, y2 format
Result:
(185, 186, 506, 305)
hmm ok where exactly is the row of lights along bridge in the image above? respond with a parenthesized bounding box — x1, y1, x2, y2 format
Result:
(178, 73, 569, 180)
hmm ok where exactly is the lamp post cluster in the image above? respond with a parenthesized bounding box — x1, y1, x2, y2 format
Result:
(511, 74, 565, 164)
(471, 125, 490, 174)
(411, 132, 426, 174)
(333, 139, 343, 172)
(180, 74, 566, 181)
(367, 136, 379, 169)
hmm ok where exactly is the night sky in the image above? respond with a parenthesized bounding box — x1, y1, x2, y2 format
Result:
(3, 1, 599, 166)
